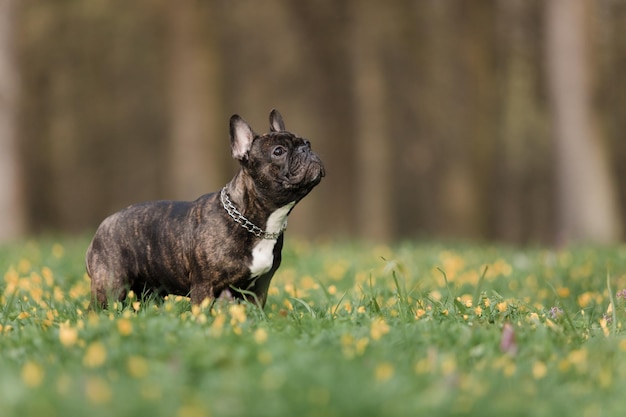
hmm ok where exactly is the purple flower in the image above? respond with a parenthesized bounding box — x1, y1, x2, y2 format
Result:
(602, 313, 613, 324)
(616, 289, 626, 300)
(549, 306, 563, 319)
(500, 322, 518, 356)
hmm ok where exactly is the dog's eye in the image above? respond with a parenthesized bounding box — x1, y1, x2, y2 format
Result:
(272, 146, 286, 157)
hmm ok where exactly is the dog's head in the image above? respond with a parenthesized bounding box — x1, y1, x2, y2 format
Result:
(229, 110, 325, 207)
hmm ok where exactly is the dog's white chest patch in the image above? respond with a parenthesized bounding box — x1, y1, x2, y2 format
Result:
(249, 202, 295, 277)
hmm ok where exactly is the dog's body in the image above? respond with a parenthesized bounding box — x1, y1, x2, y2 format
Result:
(86, 110, 324, 308)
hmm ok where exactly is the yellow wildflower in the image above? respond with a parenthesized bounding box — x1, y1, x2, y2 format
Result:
(600, 317, 610, 337)
(69, 282, 89, 300)
(558, 358, 570, 373)
(59, 322, 78, 347)
(532, 361, 547, 379)
(83, 342, 107, 368)
(440, 356, 457, 376)
(598, 366, 612, 388)
(41, 267, 54, 286)
(191, 305, 202, 317)
(53, 286, 64, 302)
(21, 361, 44, 388)
(200, 297, 211, 310)
(414, 358, 432, 375)
(503, 362, 516, 377)
(52, 243, 65, 259)
(373, 244, 393, 260)
(557, 287, 570, 298)
(438, 251, 465, 281)
(430, 290, 442, 301)
(18, 258, 31, 274)
(284, 283, 296, 297)
(117, 318, 133, 336)
(268, 286, 280, 296)
(85, 377, 112, 404)
(370, 318, 390, 341)
(459, 295, 472, 308)
(355, 338, 369, 355)
(415, 308, 426, 319)
(300, 275, 319, 290)
(229, 304, 247, 325)
(326, 260, 348, 280)
(127, 356, 149, 378)
(254, 328, 268, 344)
(375, 362, 395, 382)
(30, 285, 44, 304)
(567, 349, 588, 373)
(493, 259, 513, 276)
(87, 312, 99, 327)
(545, 319, 561, 332)
(210, 313, 226, 337)
(577, 292, 596, 308)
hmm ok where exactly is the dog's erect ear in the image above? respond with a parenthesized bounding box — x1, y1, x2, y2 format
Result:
(269, 109, 286, 132)
(230, 115, 255, 160)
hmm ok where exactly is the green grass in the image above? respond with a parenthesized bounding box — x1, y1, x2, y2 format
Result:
(2, 237, 626, 416)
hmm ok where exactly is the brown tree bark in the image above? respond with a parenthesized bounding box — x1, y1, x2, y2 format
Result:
(0, 0, 25, 242)
(420, 1, 480, 239)
(494, 0, 550, 243)
(546, 0, 622, 244)
(350, 1, 393, 242)
(167, 0, 224, 200)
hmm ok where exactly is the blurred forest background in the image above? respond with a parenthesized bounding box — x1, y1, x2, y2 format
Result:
(1, 0, 626, 245)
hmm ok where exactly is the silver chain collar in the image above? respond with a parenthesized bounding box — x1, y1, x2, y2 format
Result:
(220, 188, 286, 240)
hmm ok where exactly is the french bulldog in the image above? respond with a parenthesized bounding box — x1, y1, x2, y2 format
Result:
(86, 109, 324, 308)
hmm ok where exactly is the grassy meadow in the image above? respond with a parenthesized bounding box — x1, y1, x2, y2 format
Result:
(2, 237, 626, 416)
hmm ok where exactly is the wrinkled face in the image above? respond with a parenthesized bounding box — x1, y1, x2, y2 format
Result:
(246, 132, 325, 206)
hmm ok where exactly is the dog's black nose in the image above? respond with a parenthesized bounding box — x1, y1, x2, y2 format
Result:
(298, 139, 311, 154)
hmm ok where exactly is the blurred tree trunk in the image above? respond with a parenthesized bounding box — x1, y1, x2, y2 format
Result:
(493, 0, 550, 243)
(546, 0, 622, 244)
(284, 1, 356, 238)
(350, 1, 392, 241)
(167, 0, 223, 199)
(422, 1, 479, 239)
(0, 0, 24, 242)
(600, 1, 626, 225)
